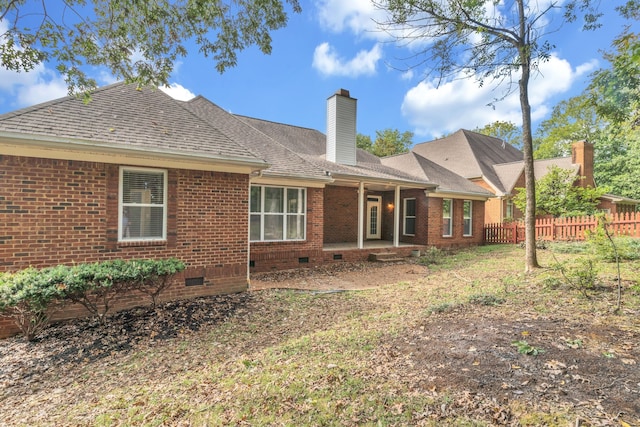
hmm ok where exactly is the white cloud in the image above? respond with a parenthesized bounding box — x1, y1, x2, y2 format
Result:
(160, 83, 196, 101)
(0, 62, 68, 109)
(313, 42, 382, 77)
(401, 54, 595, 139)
(0, 19, 69, 109)
(315, 0, 384, 38)
(400, 69, 415, 81)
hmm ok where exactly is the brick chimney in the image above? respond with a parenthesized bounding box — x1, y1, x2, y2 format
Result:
(326, 89, 357, 165)
(571, 140, 595, 187)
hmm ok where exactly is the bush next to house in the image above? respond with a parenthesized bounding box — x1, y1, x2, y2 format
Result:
(0, 265, 68, 341)
(0, 258, 185, 341)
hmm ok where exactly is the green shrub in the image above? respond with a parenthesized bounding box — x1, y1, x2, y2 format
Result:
(0, 258, 185, 338)
(566, 258, 600, 297)
(549, 241, 590, 254)
(0, 266, 68, 341)
(131, 258, 186, 307)
(62, 258, 185, 324)
(418, 246, 444, 266)
(467, 293, 505, 306)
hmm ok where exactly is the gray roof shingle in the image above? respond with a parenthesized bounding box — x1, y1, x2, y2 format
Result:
(0, 82, 261, 163)
(382, 152, 493, 196)
(234, 115, 435, 185)
(412, 129, 523, 194)
(182, 97, 329, 180)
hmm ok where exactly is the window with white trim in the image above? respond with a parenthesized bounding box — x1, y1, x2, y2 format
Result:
(250, 185, 306, 241)
(119, 167, 167, 241)
(463, 200, 472, 236)
(442, 198, 452, 237)
(403, 198, 416, 236)
(506, 199, 514, 220)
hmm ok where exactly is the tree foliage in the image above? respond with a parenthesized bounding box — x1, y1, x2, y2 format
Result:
(356, 133, 373, 152)
(534, 95, 605, 159)
(512, 165, 606, 217)
(357, 128, 413, 157)
(593, 122, 640, 200)
(0, 0, 301, 95)
(373, 0, 602, 271)
(474, 121, 522, 148)
(588, 28, 640, 128)
(537, 19, 640, 200)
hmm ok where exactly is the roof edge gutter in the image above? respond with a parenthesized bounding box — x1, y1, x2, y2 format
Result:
(330, 173, 437, 189)
(0, 131, 270, 170)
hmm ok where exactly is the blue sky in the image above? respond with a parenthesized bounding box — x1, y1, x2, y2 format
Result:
(0, 1, 636, 143)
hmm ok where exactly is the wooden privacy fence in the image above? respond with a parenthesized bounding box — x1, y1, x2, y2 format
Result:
(484, 212, 640, 244)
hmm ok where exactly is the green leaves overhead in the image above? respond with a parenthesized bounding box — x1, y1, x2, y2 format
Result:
(357, 128, 413, 157)
(1, 0, 301, 94)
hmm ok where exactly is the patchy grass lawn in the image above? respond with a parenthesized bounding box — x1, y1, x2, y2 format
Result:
(1, 244, 639, 426)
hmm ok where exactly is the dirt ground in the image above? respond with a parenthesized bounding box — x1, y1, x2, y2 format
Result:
(252, 261, 640, 424)
(250, 260, 429, 291)
(1, 259, 638, 425)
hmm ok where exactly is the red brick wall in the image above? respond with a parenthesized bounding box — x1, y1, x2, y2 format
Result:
(427, 198, 485, 248)
(323, 185, 358, 243)
(394, 189, 429, 245)
(0, 155, 250, 337)
(249, 187, 324, 272)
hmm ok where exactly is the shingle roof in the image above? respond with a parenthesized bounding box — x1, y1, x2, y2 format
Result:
(492, 156, 579, 194)
(533, 157, 577, 178)
(493, 162, 523, 194)
(234, 115, 434, 185)
(412, 129, 523, 194)
(0, 82, 261, 163)
(182, 97, 329, 180)
(382, 152, 493, 197)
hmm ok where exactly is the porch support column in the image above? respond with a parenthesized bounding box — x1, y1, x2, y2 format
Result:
(358, 181, 364, 249)
(394, 185, 400, 247)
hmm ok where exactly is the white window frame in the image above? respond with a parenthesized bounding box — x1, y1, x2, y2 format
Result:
(463, 200, 473, 236)
(442, 198, 453, 237)
(506, 199, 514, 219)
(118, 166, 168, 242)
(403, 198, 416, 236)
(250, 185, 306, 242)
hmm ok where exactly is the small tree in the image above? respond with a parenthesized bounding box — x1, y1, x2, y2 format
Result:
(512, 165, 606, 217)
(373, 0, 603, 272)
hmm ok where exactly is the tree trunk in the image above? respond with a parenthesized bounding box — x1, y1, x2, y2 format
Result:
(517, 0, 540, 272)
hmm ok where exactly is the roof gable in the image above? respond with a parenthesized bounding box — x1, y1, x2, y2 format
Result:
(412, 129, 523, 193)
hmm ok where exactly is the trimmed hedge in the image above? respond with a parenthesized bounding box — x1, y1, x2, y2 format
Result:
(0, 258, 185, 341)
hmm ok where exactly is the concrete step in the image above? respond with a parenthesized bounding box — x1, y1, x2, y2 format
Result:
(368, 252, 404, 263)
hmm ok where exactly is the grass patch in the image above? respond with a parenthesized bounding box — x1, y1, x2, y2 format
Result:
(4, 244, 639, 426)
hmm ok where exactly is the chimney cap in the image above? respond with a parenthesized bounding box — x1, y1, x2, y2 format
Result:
(336, 88, 350, 97)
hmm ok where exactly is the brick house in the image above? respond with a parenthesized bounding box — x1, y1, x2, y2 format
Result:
(413, 130, 639, 223)
(0, 84, 490, 337)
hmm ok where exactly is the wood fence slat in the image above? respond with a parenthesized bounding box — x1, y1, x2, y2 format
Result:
(484, 212, 640, 244)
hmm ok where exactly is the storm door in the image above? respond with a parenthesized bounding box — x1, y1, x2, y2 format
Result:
(366, 196, 382, 239)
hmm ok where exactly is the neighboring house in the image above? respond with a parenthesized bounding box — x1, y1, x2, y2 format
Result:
(0, 84, 489, 337)
(412, 130, 639, 223)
